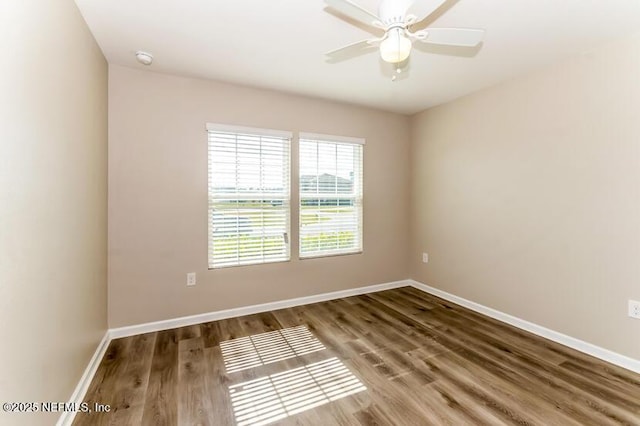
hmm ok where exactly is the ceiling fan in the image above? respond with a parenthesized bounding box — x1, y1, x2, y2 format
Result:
(325, 0, 485, 65)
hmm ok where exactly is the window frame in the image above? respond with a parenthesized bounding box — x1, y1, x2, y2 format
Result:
(207, 123, 292, 269)
(298, 132, 364, 259)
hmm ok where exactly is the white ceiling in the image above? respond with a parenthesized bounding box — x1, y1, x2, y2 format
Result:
(75, 0, 640, 114)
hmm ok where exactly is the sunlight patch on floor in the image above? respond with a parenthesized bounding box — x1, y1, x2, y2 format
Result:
(228, 357, 367, 426)
(220, 325, 326, 373)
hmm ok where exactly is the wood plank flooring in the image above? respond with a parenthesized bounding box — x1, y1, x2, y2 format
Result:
(73, 287, 640, 425)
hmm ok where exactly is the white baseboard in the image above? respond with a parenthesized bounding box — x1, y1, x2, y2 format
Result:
(57, 331, 111, 426)
(408, 280, 640, 375)
(109, 279, 411, 339)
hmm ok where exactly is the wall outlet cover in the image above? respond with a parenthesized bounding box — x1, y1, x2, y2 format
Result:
(187, 272, 196, 286)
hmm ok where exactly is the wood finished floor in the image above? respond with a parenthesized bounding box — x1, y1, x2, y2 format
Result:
(74, 287, 640, 425)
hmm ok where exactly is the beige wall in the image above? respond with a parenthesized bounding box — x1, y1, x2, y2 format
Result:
(410, 35, 640, 360)
(0, 0, 108, 424)
(108, 65, 410, 327)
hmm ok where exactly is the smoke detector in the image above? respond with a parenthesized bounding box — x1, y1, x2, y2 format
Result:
(135, 51, 153, 65)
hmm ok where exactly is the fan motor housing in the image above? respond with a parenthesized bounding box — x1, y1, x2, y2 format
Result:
(378, 0, 413, 22)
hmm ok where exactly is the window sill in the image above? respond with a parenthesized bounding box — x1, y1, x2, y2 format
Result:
(208, 258, 291, 270)
(299, 250, 363, 260)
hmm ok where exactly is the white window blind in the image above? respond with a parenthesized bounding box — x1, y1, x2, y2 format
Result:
(207, 124, 291, 268)
(299, 134, 364, 258)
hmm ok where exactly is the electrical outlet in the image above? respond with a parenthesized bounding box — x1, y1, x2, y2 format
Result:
(629, 300, 640, 319)
(187, 272, 196, 287)
(422, 253, 429, 263)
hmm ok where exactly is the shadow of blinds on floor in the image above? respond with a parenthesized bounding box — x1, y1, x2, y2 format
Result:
(220, 325, 326, 373)
(228, 357, 367, 426)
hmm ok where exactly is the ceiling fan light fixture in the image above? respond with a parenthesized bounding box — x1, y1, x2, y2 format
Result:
(379, 28, 412, 63)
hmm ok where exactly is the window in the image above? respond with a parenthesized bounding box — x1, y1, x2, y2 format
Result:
(207, 124, 291, 268)
(299, 133, 364, 258)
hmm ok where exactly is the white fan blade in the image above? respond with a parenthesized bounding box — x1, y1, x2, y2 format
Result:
(325, 38, 381, 58)
(417, 28, 485, 47)
(325, 0, 382, 27)
(407, 0, 447, 22)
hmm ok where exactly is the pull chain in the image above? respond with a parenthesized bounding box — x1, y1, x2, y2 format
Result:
(391, 64, 402, 81)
